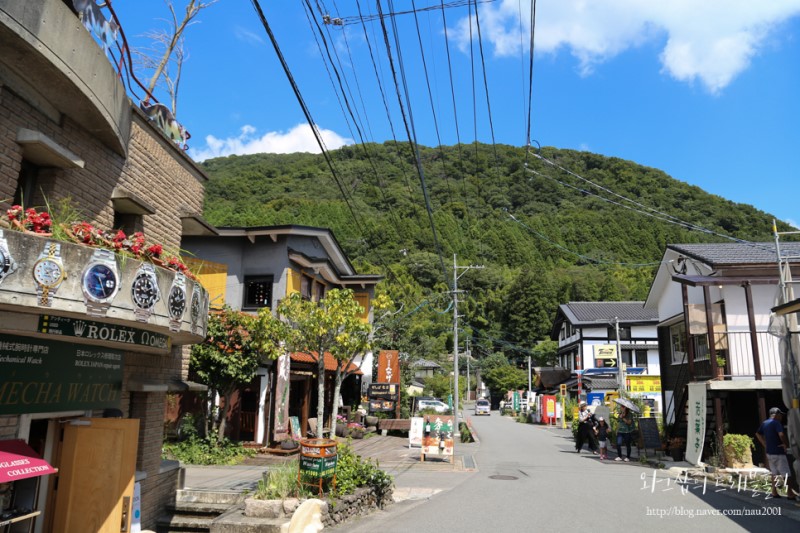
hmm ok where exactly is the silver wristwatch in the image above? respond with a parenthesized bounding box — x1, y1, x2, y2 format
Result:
(190, 282, 203, 335)
(32, 242, 66, 307)
(0, 230, 18, 285)
(167, 273, 187, 332)
(81, 248, 120, 318)
(131, 262, 161, 323)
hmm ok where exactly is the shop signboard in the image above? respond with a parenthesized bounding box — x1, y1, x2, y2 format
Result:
(421, 414, 454, 460)
(626, 375, 662, 393)
(0, 333, 123, 415)
(299, 455, 337, 478)
(593, 344, 617, 368)
(38, 315, 171, 352)
(408, 417, 424, 448)
(368, 382, 399, 414)
(377, 350, 400, 383)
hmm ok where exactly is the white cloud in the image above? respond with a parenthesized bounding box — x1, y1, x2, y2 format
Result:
(189, 124, 353, 161)
(451, 0, 800, 92)
(233, 26, 265, 46)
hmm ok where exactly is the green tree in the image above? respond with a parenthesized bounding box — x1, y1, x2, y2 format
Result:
(253, 289, 375, 439)
(483, 365, 527, 398)
(531, 339, 559, 366)
(190, 307, 260, 442)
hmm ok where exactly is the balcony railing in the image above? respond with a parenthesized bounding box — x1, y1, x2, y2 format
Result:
(711, 331, 782, 378)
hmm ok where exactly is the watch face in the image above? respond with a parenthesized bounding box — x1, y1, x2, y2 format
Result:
(33, 259, 64, 286)
(83, 264, 118, 300)
(169, 285, 186, 319)
(0, 248, 8, 273)
(191, 289, 201, 321)
(132, 272, 160, 309)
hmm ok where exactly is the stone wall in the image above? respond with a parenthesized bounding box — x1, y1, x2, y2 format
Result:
(244, 486, 394, 527)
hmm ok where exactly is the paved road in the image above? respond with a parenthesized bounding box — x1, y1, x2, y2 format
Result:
(332, 408, 800, 532)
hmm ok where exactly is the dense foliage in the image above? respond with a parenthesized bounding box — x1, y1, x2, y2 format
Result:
(202, 143, 790, 368)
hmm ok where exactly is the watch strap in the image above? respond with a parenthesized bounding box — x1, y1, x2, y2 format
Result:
(36, 242, 63, 307)
(0, 230, 18, 283)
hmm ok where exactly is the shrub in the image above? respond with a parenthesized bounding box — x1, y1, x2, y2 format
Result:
(254, 460, 311, 500)
(162, 434, 255, 465)
(459, 422, 474, 443)
(723, 433, 754, 465)
(334, 441, 393, 499)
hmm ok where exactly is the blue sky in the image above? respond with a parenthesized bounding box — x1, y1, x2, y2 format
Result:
(113, 1, 800, 229)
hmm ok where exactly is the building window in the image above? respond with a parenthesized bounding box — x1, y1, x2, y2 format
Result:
(13, 160, 40, 206)
(300, 275, 313, 300)
(670, 322, 686, 364)
(608, 326, 631, 341)
(635, 349, 648, 370)
(315, 282, 325, 302)
(243, 276, 273, 310)
(113, 211, 143, 235)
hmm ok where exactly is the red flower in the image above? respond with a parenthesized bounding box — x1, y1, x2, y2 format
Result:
(146, 244, 163, 258)
(6, 205, 22, 221)
(112, 229, 126, 243)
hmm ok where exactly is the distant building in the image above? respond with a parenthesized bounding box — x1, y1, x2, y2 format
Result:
(182, 225, 382, 444)
(550, 301, 661, 410)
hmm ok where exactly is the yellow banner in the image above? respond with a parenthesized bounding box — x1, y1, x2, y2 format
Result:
(626, 375, 662, 393)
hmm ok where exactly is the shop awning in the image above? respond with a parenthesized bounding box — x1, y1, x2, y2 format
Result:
(0, 440, 56, 483)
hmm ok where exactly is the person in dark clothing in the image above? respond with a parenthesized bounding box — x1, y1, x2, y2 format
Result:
(615, 406, 635, 462)
(756, 407, 798, 500)
(575, 401, 598, 454)
(596, 417, 610, 459)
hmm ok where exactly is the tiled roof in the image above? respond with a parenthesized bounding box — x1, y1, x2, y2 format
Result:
(668, 242, 800, 267)
(560, 302, 658, 324)
(410, 359, 442, 369)
(291, 352, 363, 374)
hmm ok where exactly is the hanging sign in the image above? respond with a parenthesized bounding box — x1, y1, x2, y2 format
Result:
(378, 350, 400, 383)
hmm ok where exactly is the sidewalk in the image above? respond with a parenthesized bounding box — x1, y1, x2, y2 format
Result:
(182, 412, 479, 499)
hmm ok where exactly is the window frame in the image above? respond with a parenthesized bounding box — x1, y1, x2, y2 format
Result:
(242, 275, 274, 311)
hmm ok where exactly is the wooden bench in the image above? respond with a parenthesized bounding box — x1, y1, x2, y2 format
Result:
(377, 419, 411, 432)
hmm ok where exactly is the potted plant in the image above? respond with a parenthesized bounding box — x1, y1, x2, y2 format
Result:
(715, 356, 726, 378)
(723, 433, 754, 468)
(668, 437, 686, 461)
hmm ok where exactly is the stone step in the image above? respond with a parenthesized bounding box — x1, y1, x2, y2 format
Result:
(169, 501, 234, 515)
(156, 513, 213, 533)
(176, 489, 248, 505)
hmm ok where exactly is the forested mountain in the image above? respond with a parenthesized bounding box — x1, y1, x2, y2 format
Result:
(200, 143, 790, 363)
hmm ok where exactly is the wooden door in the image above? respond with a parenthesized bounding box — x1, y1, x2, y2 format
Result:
(50, 418, 139, 533)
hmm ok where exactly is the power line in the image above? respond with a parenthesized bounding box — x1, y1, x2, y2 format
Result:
(378, 0, 449, 287)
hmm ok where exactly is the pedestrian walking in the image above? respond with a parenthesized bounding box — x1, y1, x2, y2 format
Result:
(596, 417, 610, 459)
(614, 406, 635, 462)
(575, 401, 598, 454)
(756, 407, 798, 500)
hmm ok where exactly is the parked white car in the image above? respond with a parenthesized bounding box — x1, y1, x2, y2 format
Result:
(417, 399, 450, 414)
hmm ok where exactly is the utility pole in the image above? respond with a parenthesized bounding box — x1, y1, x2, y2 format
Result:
(527, 355, 532, 411)
(466, 339, 471, 402)
(452, 254, 484, 431)
(615, 316, 624, 391)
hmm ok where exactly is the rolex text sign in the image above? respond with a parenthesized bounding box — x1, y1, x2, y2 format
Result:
(38, 315, 171, 352)
(0, 333, 123, 414)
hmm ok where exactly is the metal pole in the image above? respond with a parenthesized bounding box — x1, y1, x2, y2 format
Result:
(466, 340, 471, 402)
(527, 355, 532, 411)
(453, 254, 459, 430)
(615, 317, 624, 391)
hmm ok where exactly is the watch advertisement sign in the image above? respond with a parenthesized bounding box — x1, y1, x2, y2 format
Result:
(38, 315, 171, 352)
(0, 333, 123, 415)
